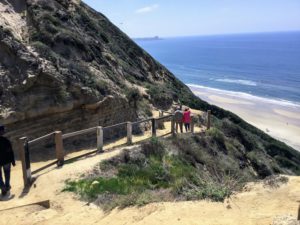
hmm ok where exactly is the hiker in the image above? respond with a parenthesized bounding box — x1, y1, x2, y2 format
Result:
(183, 108, 191, 132)
(174, 107, 183, 133)
(0, 125, 15, 196)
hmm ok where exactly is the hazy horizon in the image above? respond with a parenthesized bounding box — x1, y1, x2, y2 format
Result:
(83, 0, 300, 38)
(132, 30, 300, 39)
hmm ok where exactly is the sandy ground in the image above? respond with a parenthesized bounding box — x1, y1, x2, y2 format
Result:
(189, 85, 300, 151)
(0, 109, 299, 225)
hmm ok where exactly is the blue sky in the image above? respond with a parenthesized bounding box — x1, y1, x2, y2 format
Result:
(83, 0, 300, 38)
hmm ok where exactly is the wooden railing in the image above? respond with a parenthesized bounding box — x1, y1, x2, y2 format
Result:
(17, 110, 212, 187)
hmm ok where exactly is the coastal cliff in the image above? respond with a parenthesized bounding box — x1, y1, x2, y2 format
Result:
(0, 0, 170, 140)
(0, 0, 300, 175)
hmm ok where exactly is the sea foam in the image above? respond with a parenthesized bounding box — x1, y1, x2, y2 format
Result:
(188, 84, 300, 108)
(215, 79, 257, 86)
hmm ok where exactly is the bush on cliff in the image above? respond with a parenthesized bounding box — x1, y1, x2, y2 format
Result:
(64, 133, 280, 210)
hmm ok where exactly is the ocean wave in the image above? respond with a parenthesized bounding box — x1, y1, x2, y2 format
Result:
(215, 79, 257, 86)
(187, 84, 300, 108)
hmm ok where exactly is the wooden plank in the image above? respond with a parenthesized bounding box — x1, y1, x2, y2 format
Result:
(156, 114, 173, 121)
(191, 116, 195, 133)
(97, 126, 104, 153)
(207, 110, 211, 130)
(127, 122, 132, 144)
(152, 118, 156, 137)
(132, 117, 153, 125)
(62, 127, 97, 139)
(18, 137, 31, 188)
(102, 122, 127, 131)
(28, 132, 54, 145)
(55, 131, 64, 166)
(171, 116, 175, 136)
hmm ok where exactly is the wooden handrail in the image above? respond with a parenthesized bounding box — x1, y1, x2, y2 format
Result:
(155, 114, 173, 121)
(62, 127, 97, 139)
(28, 132, 54, 145)
(102, 122, 127, 130)
(132, 117, 153, 125)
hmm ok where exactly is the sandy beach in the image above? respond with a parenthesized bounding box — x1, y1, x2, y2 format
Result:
(189, 84, 300, 151)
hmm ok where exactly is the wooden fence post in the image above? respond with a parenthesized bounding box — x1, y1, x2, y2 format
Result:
(207, 110, 211, 130)
(127, 122, 132, 145)
(171, 115, 175, 137)
(157, 111, 164, 129)
(152, 118, 156, 137)
(191, 116, 195, 133)
(18, 137, 31, 188)
(97, 126, 104, 152)
(55, 131, 64, 166)
(159, 111, 163, 117)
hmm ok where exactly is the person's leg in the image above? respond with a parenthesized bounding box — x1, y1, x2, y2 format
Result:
(0, 166, 6, 195)
(175, 122, 178, 133)
(3, 164, 11, 190)
(184, 123, 188, 132)
(180, 122, 183, 133)
(0, 166, 4, 189)
(187, 123, 190, 131)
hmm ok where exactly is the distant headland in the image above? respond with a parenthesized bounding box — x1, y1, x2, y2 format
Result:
(133, 36, 162, 41)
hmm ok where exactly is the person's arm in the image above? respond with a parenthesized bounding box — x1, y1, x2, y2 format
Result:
(8, 140, 15, 166)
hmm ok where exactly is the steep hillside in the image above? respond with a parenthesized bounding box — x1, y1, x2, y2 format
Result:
(0, 0, 299, 173)
(0, 0, 166, 141)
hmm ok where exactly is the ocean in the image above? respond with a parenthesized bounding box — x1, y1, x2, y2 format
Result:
(135, 31, 300, 107)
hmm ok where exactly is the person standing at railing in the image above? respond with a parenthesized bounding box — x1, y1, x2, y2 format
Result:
(183, 108, 191, 132)
(174, 107, 183, 133)
(0, 125, 15, 196)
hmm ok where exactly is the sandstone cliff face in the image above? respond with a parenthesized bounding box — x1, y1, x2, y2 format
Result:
(0, 0, 174, 144)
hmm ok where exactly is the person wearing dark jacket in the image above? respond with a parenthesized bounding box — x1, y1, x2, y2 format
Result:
(0, 125, 15, 196)
(174, 108, 183, 133)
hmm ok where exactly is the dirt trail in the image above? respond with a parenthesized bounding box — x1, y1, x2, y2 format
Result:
(0, 109, 299, 225)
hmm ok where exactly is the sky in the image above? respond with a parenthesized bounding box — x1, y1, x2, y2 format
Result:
(83, 0, 300, 38)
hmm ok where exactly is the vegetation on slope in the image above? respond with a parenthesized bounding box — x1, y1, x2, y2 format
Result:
(64, 129, 299, 210)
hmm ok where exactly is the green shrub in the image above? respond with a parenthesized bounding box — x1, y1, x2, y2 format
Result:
(31, 41, 60, 64)
(142, 137, 165, 159)
(54, 30, 86, 50)
(126, 87, 142, 108)
(41, 12, 62, 27)
(147, 84, 173, 110)
(207, 127, 226, 151)
(137, 100, 153, 117)
(247, 151, 273, 178)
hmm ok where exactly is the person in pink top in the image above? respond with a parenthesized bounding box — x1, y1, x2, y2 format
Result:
(183, 108, 191, 132)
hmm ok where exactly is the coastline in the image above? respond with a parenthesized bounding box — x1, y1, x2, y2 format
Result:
(188, 84, 300, 151)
